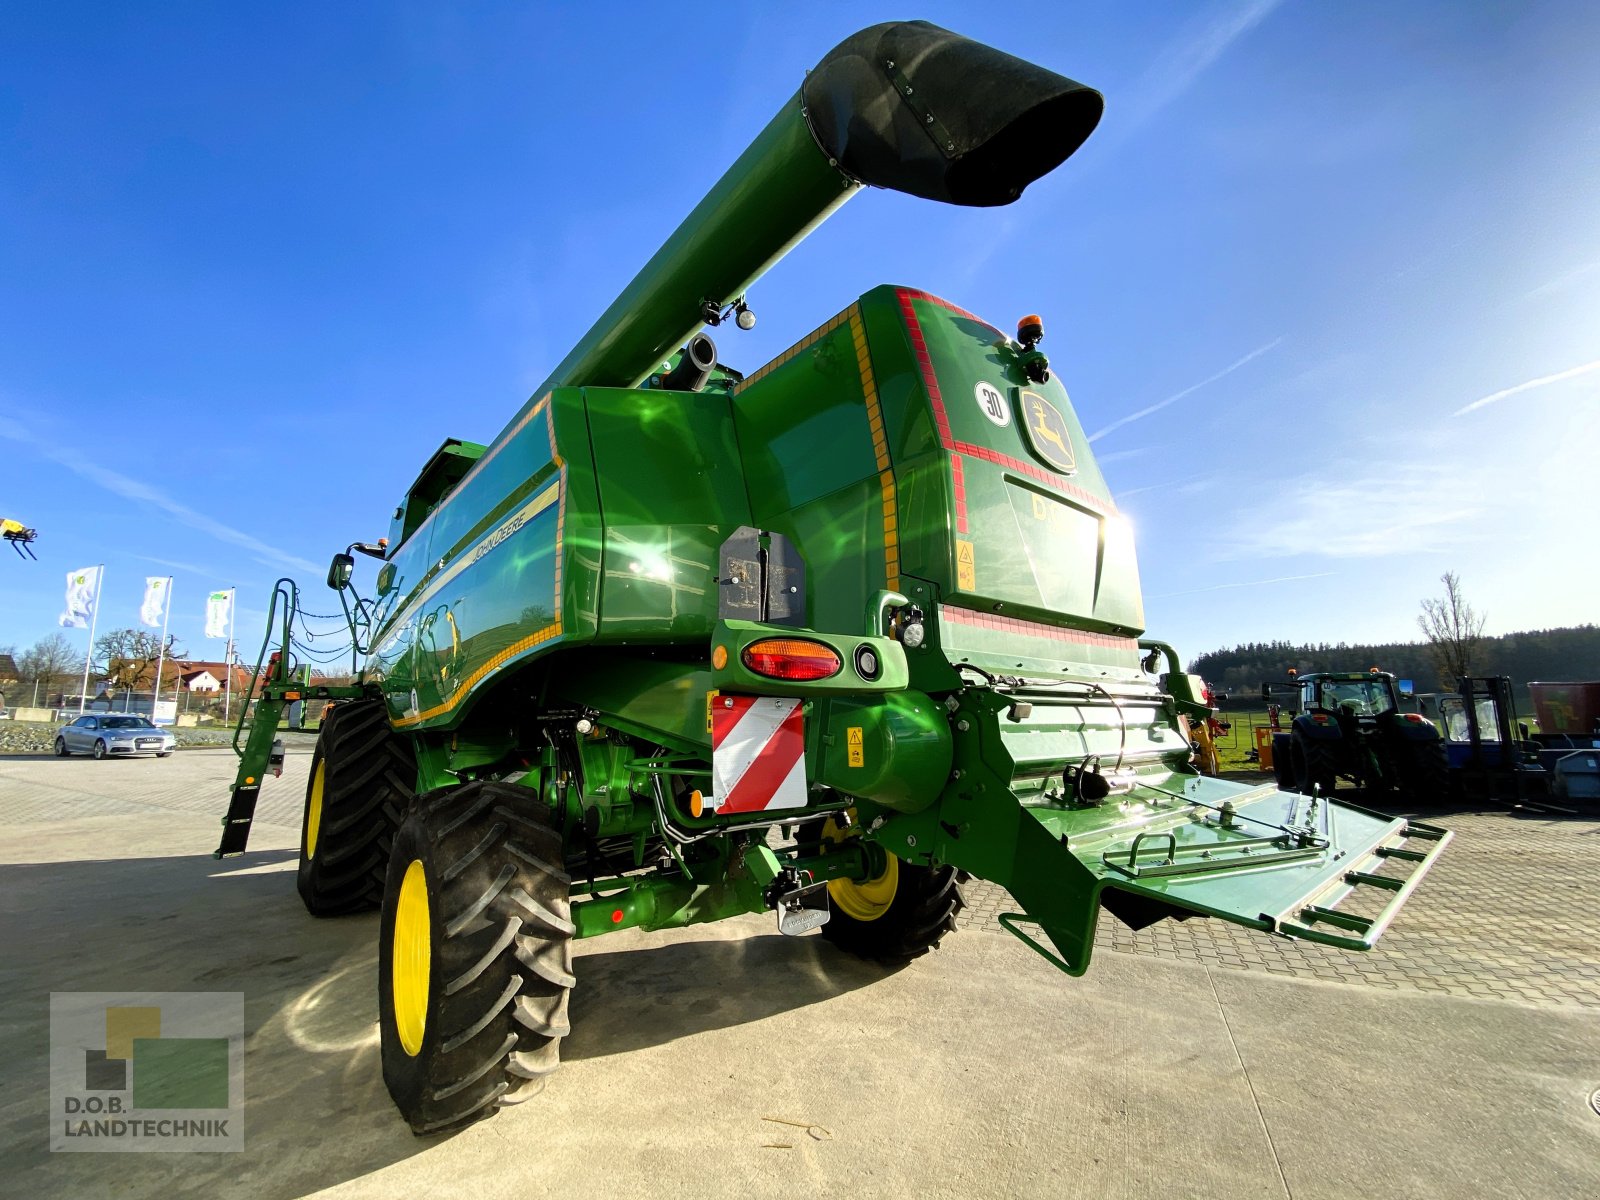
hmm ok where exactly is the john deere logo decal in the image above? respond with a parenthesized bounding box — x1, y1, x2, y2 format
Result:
(1019, 391, 1076, 474)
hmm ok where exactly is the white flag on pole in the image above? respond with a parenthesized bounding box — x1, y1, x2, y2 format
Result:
(59, 567, 101, 629)
(140, 576, 169, 627)
(205, 589, 233, 639)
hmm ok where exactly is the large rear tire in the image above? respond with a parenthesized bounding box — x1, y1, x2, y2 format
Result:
(296, 700, 413, 916)
(379, 781, 575, 1135)
(805, 814, 966, 965)
(1291, 732, 1339, 796)
(1399, 738, 1450, 804)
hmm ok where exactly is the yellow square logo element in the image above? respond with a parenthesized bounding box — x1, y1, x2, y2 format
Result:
(105, 1007, 160, 1061)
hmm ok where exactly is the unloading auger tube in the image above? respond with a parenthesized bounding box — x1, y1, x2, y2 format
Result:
(213, 20, 1452, 1137)
(535, 20, 1104, 395)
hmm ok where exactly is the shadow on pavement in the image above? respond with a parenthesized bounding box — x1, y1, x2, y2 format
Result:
(567, 932, 886, 1062)
(0, 848, 882, 1199)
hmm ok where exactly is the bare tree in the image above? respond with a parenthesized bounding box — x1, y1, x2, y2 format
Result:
(1417, 571, 1485, 687)
(94, 628, 187, 691)
(17, 633, 81, 703)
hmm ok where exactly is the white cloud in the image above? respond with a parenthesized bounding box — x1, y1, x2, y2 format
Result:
(0, 414, 319, 574)
(1147, 571, 1335, 600)
(1214, 466, 1483, 560)
(1088, 338, 1283, 443)
(139, 555, 212, 575)
(1453, 358, 1600, 416)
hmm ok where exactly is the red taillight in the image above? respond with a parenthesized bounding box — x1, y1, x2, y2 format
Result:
(741, 638, 841, 681)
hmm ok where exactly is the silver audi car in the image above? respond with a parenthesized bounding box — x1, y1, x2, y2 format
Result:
(54, 714, 176, 759)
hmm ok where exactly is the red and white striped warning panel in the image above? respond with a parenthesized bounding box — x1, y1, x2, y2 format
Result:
(708, 695, 807, 814)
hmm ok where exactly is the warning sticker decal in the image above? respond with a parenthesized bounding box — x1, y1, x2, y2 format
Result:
(955, 539, 976, 590)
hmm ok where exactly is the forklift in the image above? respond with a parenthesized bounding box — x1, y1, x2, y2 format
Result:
(1421, 676, 1597, 810)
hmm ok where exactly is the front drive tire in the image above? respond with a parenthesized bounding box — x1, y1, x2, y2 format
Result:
(54, 738, 69, 758)
(805, 814, 967, 965)
(1291, 732, 1339, 796)
(297, 700, 414, 916)
(379, 781, 575, 1135)
(92, 739, 107, 760)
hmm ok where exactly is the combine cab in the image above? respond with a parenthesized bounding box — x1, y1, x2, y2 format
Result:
(216, 21, 1451, 1134)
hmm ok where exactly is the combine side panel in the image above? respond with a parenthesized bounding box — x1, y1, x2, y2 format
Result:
(365, 389, 591, 728)
(584, 386, 752, 641)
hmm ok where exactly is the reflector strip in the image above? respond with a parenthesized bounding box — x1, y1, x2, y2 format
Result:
(711, 696, 808, 815)
(939, 605, 1140, 651)
(849, 308, 900, 591)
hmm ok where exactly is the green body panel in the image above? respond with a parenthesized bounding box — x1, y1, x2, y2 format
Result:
(584, 388, 752, 639)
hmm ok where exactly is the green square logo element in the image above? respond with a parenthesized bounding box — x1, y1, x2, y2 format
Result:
(131, 1038, 230, 1110)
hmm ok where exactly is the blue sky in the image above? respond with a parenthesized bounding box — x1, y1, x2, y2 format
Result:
(2, 0, 1596, 670)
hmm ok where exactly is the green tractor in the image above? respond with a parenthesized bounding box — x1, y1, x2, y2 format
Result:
(217, 21, 1451, 1135)
(1263, 670, 1448, 798)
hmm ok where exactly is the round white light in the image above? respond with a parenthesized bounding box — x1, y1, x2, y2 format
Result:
(900, 620, 926, 649)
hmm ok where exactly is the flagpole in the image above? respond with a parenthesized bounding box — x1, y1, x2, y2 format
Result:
(223, 586, 236, 722)
(153, 576, 173, 723)
(77, 565, 104, 714)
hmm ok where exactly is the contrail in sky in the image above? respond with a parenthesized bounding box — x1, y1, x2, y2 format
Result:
(1146, 572, 1335, 600)
(1123, 0, 1285, 131)
(0, 414, 319, 574)
(1088, 338, 1283, 443)
(1453, 358, 1600, 416)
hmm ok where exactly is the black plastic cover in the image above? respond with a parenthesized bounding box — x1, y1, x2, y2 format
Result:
(802, 21, 1104, 207)
(718, 526, 806, 627)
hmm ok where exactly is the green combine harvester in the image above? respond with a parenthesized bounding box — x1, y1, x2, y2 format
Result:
(218, 21, 1451, 1134)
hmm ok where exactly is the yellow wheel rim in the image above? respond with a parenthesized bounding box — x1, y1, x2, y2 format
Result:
(305, 759, 326, 859)
(392, 859, 431, 1056)
(821, 814, 898, 921)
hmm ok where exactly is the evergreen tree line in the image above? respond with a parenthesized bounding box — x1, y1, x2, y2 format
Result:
(1188, 625, 1600, 705)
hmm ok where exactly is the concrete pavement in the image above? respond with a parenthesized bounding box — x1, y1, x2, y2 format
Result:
(1, 748, 1596, 1198)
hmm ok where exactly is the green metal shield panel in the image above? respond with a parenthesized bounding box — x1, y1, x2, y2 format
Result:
(584, 386, 752, 640)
